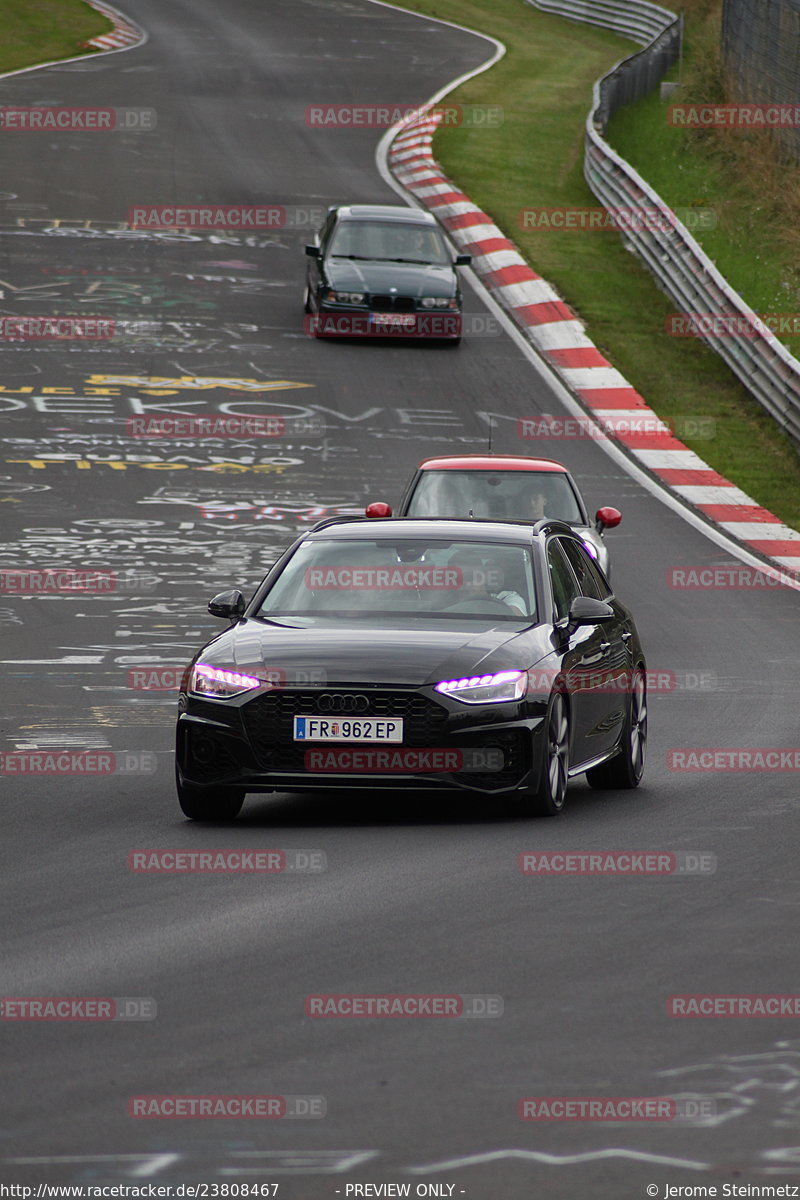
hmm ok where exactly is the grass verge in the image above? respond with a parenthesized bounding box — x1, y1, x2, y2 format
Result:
(0, 0, 111, 74)
(607, 0, 800, 349)
(393, 0, 800, 530)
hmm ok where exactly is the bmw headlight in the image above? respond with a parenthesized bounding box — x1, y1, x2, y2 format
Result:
(435, 669, 527, 704)
(420, 296, 457, 309)
(190, 662, 265, 699)
(327, 290, 365, 305)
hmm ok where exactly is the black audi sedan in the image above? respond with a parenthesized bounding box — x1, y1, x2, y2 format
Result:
(175, 518, 647, 821)
(303, 204, 470, 341)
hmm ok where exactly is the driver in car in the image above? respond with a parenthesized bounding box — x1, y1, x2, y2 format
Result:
(445, 549, 527, 617)
(525, 490, 548, 521)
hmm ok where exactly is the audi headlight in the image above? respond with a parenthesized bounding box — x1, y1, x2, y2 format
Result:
(420, 296, 457, 309)
(435, 669, 527, 704)
(327, 290, 365, 305)
(190, 662, 265, 698)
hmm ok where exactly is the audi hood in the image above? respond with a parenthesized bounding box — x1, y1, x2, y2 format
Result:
(191, 618, 551, 689)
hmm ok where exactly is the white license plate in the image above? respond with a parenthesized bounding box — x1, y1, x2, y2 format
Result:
(369, 312, 415, 328)
(293, 716, 404, 743)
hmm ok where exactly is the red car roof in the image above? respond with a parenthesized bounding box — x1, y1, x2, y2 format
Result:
(417, 455, 568, 473)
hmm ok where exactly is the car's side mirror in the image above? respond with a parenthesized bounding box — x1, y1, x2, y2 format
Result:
(365, 501, 393, 518)
(305, 244, 320, 257)
(454, 254, 472, 266)
(595, 506, 622, 532)
(567, 596, 615, 628)
(208, 589, 246, 620)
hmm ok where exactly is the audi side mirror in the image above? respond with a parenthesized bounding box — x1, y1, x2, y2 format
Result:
(305, 244, 320, 257)
(455, 253, 472, 266)
(208, 589, 246, 620)
(567, 596, 615, 628)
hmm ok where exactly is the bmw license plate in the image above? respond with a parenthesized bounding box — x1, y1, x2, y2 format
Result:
(293, 716, 403, 743)
(369, 313, 415, 328)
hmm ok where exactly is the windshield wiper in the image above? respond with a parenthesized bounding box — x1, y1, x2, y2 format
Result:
(331, 255, 439, 265)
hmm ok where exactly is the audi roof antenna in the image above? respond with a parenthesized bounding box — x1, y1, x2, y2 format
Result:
(487, 414, 493, 454)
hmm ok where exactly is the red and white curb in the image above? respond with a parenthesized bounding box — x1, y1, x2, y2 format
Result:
(83, 1, 144, 52)
(387, 110, 800, 579)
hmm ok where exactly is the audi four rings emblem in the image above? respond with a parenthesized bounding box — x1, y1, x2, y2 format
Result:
(317, 694, 370, 713)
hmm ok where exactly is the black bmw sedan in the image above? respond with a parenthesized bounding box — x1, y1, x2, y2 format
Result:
(303, 204, 470, 341)
(175, 518, 647, 821)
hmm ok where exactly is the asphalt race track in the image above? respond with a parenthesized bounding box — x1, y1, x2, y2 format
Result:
(1, 2, 799, 1196)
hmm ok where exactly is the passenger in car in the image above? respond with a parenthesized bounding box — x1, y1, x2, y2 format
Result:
(445, 549, 527, 616)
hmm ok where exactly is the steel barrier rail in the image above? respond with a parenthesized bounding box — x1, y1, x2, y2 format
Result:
(526, 0, 800, 449)
(529, 0, 674, 45)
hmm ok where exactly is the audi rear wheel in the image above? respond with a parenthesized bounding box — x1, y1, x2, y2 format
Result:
(586, 666, 647, 790)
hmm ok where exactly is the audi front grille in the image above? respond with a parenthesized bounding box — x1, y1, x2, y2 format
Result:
(241, 688, 448, 771)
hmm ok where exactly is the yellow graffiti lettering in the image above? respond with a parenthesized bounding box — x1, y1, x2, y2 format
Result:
(6, 458, 291, 475)
(85, 374, 313, 393)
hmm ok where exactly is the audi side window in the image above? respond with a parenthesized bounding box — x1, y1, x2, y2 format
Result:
(562, 538, 613, 599)
(547, 540, 580, 622)
(586, 556, 613, 600)
(559, 538, 604, 600)
(587, 555, 613, 600)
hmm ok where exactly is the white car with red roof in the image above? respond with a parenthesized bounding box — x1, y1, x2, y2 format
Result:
(366, 454, 621, 576)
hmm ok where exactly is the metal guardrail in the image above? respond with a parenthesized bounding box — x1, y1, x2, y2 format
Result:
(529, 0, 674, 45)
(526, 0, 800, 449)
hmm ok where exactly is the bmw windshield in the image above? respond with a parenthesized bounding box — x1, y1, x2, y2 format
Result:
(328, 221, 451, 265)
(255, 538, 537, 621)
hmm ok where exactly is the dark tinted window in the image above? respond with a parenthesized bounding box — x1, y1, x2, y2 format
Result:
(559, 537, 610, 600)
(547, 540, 580, 621)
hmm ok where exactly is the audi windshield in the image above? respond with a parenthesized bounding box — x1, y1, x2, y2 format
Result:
(255, 538, 537, 621)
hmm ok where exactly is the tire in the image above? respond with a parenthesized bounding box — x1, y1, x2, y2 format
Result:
(586, 666, 647, 790)
(176, 766, 245, 821)
(511, 692, 570, 817)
